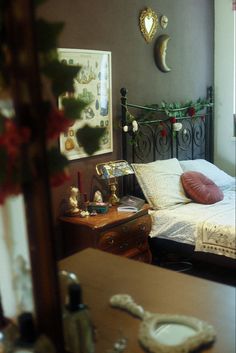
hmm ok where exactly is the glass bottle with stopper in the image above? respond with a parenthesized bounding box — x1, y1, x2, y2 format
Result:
(12, 312, 56, 353)
(63, 283, 95, 353)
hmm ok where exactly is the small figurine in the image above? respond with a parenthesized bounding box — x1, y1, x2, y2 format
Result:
(79, 210, 90, 218)
(93, 190, 103, 203)
(68, 186, 80, 215)
(160, 15, 168, 29)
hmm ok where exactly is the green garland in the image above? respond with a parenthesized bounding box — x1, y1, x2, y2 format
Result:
(123, 97, 213, 143)
(125, 98, 212, 124)
(147, 98, 212, 118)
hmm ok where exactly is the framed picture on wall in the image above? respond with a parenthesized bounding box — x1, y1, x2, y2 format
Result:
(58, 48, 113, 160)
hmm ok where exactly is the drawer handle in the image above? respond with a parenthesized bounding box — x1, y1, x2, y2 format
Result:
(137, 241, 143, 248)
(139, 224, 147, 231)
(107, 237, 114, 245)
(122, 225, 129, 232)
(119, 242, 129, 250)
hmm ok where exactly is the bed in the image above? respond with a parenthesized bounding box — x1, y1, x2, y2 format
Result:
(120, 87, 236, 270)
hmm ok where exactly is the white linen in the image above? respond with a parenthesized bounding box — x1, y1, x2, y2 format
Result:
(131, 158, 190, 210)
(179, 159, 235, 191)
(149, 188, 236, 259)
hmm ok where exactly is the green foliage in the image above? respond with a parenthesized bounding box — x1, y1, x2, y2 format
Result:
(0, 114, 4, 133)
(47, 147, 69, 173)
(42, 60, 81, 97)
(36, 11, 106, 159)
(76, 124, 106, 156)
(0, 0, 109, 201)
(145, 97, 213, 119)
(36, 19, 64, 52)
(61, 97, 88, 121)
(126, 111, 136, 124)
(0, 148, 7, 183)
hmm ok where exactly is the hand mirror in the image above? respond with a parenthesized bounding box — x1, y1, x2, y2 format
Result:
(110, 294, 216, 353)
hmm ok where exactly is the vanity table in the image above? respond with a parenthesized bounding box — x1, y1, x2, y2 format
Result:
(59, 248, 235, 353)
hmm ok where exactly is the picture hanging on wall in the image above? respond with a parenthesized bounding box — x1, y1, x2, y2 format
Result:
(58, 48, 113, 160)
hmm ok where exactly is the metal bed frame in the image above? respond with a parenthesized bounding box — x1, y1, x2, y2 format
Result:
(120, 86, 214, 197)
(120, 87, 236, 272)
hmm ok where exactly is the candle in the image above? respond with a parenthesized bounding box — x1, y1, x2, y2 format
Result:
(77, 171, 82, 193)
(83, 193, 88, 202)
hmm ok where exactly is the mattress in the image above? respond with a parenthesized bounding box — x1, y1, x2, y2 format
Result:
(149, 188, 236, 259)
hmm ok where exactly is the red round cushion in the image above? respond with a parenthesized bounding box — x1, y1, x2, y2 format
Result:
(181, 171, 224, 204)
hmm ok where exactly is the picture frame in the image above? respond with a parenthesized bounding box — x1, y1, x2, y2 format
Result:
(58, 48, 113, 160)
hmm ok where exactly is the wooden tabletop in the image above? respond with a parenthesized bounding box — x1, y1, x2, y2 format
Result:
(59, 248, 236, 353)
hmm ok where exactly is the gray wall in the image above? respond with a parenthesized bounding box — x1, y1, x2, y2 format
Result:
(214, 0, 235, 176)
(39, 0, 214, 217)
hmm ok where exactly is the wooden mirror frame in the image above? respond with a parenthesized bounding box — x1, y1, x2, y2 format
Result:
(139, 7, 158, 43)
(3, 1, 64, 352)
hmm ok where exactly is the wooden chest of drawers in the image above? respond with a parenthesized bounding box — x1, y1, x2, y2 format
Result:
(59, 204, 152, 263)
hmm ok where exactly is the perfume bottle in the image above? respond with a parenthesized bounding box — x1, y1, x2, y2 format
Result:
(12, 312, 55, 353)
(63, 283, 95, 353)
(58, 270, 79, 307)
(0, 294, 18, 353)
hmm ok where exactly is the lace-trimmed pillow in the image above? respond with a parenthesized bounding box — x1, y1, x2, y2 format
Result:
(131, 158, 191, 209)
(181, 171, 224, 204)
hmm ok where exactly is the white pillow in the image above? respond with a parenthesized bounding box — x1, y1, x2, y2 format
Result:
(131, 158, 191, 209)
(179, 159, 235, 190)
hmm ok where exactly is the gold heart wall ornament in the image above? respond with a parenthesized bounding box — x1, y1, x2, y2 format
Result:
(140, 8, 158, 43)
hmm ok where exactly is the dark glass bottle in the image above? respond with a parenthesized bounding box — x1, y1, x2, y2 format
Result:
(0, 294, 18, 353)
(63, 283, 94, 353)
(13, 312, 55, 353)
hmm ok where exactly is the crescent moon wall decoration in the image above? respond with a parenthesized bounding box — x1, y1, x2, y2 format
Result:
(154, 34, 171, 73)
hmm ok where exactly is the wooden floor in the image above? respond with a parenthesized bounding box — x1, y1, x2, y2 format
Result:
(185, 261, 236, 286)
(149, 238, 236, 287)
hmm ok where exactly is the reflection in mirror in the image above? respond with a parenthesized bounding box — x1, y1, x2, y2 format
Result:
(0, 1, 219, 352)
(144, 16, 154, 33)
(139, 8, 158, 43)
(154, 323, 196, 346)
(58, 270, 79, 306)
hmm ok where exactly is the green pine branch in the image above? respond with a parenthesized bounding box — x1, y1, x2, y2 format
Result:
(61, 97, 88, 121)
(42, 59, 81, 97)
(76, 124, 106, 156)
(47, 147, 69, 173)
(36, 19, 64, 52)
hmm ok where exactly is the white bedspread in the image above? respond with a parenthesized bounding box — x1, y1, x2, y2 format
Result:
(149, 188, 236, 259)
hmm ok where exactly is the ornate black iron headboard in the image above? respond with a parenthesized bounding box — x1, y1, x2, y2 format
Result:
(120, 87, 214, 196)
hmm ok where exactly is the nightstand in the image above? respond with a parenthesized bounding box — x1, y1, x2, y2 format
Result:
(59, 204, 152, 263)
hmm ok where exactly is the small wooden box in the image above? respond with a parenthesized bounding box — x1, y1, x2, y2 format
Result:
(87, 202, 109, 214)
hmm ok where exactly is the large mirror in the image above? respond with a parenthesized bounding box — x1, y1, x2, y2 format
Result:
(1, 1, 233, 352)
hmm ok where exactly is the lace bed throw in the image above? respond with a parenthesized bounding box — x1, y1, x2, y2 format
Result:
(149, 188, 236, 259)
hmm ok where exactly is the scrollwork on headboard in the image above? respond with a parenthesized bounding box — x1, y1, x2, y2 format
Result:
(120, 87, 214, 196)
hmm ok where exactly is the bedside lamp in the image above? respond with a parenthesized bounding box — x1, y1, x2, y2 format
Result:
(96, 160, 134, 205)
